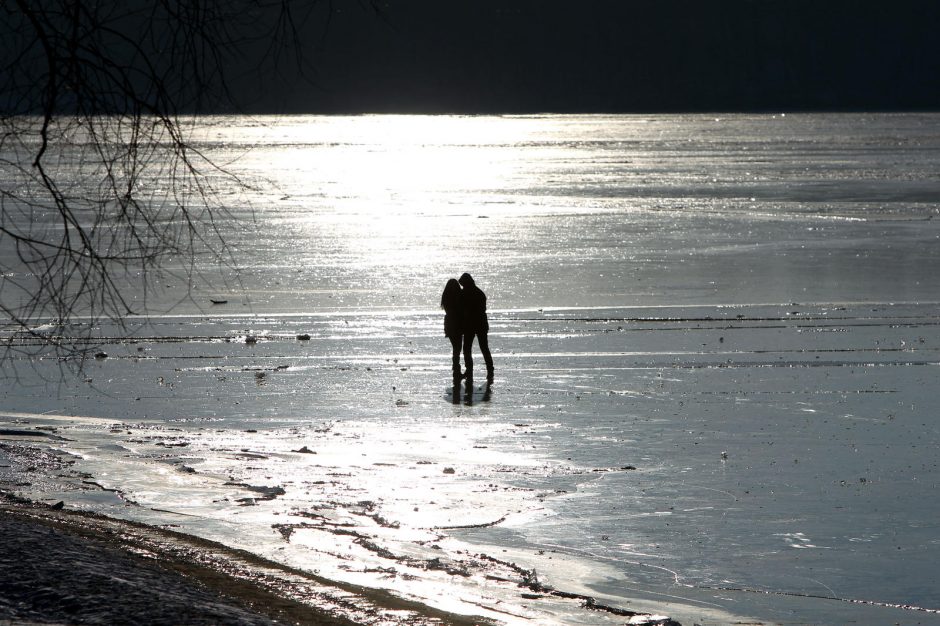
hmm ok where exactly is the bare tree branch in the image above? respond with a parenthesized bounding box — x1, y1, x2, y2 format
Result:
(0, 0, 338, 367)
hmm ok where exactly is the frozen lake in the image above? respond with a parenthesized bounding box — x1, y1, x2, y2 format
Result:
(2, 113, 940, 624)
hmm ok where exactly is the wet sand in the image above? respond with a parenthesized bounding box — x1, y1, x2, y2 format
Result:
(0, 497, 497, 626)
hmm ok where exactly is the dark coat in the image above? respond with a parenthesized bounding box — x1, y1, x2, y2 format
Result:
(443, 303, 463, 338)
(461, 284, 489, 333)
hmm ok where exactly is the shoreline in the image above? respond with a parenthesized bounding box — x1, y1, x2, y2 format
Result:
(0, 432, 687, 626)
(0, 496, 493, 626)
(0, 495, 684, 626)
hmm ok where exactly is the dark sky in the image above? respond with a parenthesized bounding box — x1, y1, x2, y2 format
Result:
(240, 0, 939, 114)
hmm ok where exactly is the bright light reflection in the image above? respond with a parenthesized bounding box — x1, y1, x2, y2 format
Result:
(266, 114, 540, 198)
(309, 118, 518, 200)
(246, 115, 544, 267)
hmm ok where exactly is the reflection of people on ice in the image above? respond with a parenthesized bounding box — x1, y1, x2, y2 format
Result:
(440, 278, 464, 385)
(458, 273, 494, 384)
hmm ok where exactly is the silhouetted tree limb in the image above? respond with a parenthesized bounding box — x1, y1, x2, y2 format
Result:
(0, 0, 379, 364)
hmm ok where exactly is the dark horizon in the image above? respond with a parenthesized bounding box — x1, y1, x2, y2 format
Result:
(227, 0, 940, 115)
(3, 0, 938, 116)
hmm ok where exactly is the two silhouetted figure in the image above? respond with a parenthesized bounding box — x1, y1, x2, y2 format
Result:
(441, 273, 494, 387)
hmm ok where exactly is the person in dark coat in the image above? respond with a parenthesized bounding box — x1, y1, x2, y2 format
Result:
(440, 278, 464, 384)
(458, 273, 494, 383)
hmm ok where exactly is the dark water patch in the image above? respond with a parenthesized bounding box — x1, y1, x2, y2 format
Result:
(0, 429, 68, 441)
(80, 480, 138, 505)
(434, 516, 507, 531)
(224, 482, 285, 506)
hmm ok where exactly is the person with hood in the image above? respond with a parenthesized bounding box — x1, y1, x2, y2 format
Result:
(458, 272, 494, 384)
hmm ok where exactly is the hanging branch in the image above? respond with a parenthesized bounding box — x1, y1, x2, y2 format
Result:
(0, 0, 380, 366)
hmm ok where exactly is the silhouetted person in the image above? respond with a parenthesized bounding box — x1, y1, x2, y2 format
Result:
(458, 273, 494, 383)
(440, 278, 464, 385)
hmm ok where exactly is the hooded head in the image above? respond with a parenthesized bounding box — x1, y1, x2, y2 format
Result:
(458, 273, 475, 287)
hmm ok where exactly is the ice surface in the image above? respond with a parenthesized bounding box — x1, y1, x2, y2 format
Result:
(2, 113, 940, 625)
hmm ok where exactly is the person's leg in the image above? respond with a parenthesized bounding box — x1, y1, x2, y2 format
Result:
(449, 335, 462, 381)
(478, 332, 494, 381)
(462, 333, 476, 379)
